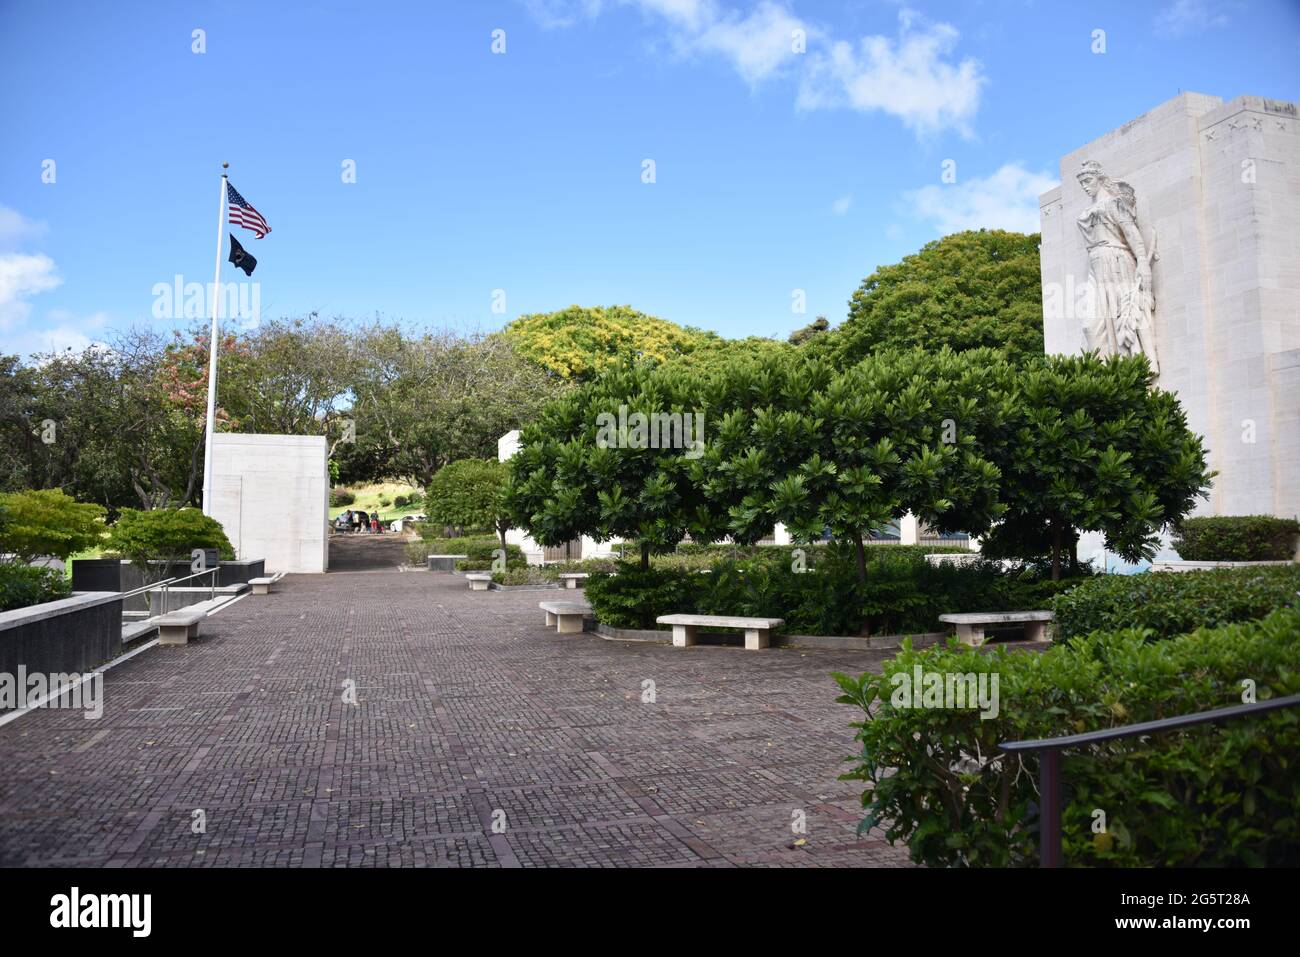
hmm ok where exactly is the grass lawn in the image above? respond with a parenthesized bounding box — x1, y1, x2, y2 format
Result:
(330, 481, 424, 522)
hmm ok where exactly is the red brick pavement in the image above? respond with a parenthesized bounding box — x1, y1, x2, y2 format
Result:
(0, 542, 913, 867)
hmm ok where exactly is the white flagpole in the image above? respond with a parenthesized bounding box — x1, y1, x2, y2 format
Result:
(201, 162, 229, 516)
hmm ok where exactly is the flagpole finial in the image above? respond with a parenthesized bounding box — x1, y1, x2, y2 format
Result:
(222, 161, 229, 175)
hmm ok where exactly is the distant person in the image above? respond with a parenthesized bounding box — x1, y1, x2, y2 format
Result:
(340, 509, 352, 532)
(353, 510, 365, 534)
(371, 511, 381, 534)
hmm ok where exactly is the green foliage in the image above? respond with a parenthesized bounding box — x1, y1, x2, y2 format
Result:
(0, 562, 72, 612)
(330, 488, 356, 507)
(694, 347, 1015, 581)
(1173, 515, 1299, 562)
(586, 545, 1087, 637)
(823, 230, 1044, 365)
(979, 353, 1212, 578)
(415, 534, 524, 566)
(0, 488, 105, 563)
(585, 565, 703, 629)
(503, 305, 713, 381)
(1052, 565, 1300, 643)
(425, 459, 511, 541)
(506, 361, 722, 565)
(834, 607, 1300, 867)
(107, 509, 235, 578)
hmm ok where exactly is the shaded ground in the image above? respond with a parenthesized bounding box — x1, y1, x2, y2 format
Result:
(0, 538, 910, 867)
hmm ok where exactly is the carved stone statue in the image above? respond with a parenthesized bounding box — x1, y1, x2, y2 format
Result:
(1075, 160, 1160, 376)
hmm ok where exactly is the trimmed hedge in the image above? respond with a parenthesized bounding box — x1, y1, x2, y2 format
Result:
(586, 547, 1091, 636)
(834, 606, 1300, 867)
(1052, 565, 1300, 643)
(0, 563, 72, 613)
(1173, 515, 1299, 562)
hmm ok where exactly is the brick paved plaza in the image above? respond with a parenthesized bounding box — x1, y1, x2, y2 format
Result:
(0, 538, 910, 868)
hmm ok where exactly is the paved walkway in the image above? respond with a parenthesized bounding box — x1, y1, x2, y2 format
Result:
(0, 539, 910, 867)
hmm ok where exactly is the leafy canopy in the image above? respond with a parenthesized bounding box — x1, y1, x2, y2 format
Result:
(0, 488, 105, 563)
(823, 229, 1044, 365)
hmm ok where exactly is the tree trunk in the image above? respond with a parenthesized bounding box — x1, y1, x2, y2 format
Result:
(1050, 520, 1062, 582)
(852, 531, 867, 584)
(640, 541, 650, 571)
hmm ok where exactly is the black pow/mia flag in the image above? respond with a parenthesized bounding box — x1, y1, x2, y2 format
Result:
(228, 233, 257, 276)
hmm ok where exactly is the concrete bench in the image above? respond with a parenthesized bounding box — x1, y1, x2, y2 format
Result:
(539, 601, 590, 634)
(558, 573, 589, 589)
(465, 573, 492, 591)
(248, 576, 275, 595)
(157, 609, 205, 646)
(656, 614, 785, 651)
(938, 611, 1053, 647)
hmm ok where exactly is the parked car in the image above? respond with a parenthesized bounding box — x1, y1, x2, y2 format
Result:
(390, 514, 427, 533)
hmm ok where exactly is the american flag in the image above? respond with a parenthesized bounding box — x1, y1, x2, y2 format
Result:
(226, 181, 271, 238)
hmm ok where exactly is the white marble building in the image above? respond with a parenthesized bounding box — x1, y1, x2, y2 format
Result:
(1039, 93, 1300, 541)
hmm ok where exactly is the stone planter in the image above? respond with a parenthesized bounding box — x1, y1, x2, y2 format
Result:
(0, 592, 123, 710)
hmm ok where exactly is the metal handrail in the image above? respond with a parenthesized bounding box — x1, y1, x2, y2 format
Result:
(120, 576, 178, 601)
(999, 692, 1300, 867)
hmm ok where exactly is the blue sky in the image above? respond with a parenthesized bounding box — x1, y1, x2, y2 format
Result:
(2, 0, 1298, 356)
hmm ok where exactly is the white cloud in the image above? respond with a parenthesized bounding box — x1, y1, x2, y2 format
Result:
(831, 194, 853, 215)
(520, 1, 983, 135)
(903, 162, 1058, 235)
(0, 206, 48, 248)
(522, 0, 606, 29)
(1155, 0, 1231, 36)
(797, 9, 985, 137)
(0, 253, 62, 329)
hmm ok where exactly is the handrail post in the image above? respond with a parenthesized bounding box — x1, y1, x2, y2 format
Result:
(1039, 749, 1062, 868)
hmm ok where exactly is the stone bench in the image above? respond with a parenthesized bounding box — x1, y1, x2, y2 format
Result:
(558, 573, 589, 589)
(427, 554, 468, 573)
(465, 573, 492, 591)
(248, 576, 275, 595)
(539, 601, 590, 634)
(938, 611, 1053, 647)
(157, 609, 206, 646)
(656, 614, 785, 651)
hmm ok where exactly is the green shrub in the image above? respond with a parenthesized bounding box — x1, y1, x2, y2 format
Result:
(0, 563, 72, 612)
(1052, 565, 1300, 643)
(0, 489, 105, 563)
(834, 606, 1300, 867)
(107, 509, 235, 582)
(1173, 515, 1299, 562)
(491, 566, 562, 586)
(330, 488, 356, 507)
(394, 494, 410, 508)
(585, 565, 703, 629)
(455, 559, 494, 572)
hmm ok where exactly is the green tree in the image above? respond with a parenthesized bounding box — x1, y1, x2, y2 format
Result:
(0, 488, 106, 564)
(506, 362, 720, 568)
(696, 348, 1014, 583)
(979, 353, 1213, 579)
(425, 458, 511, 548)
(824, 230, 1044, 365)
(503, 305, 713, 381)
(346, 325, 562, 489)
(108, 508, 234, 585)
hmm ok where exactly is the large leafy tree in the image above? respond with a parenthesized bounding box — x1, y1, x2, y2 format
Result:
(347, 325, 562, 489)
(424, 458, 511, 547)
(506, 362, 721, 568)
(980, 353, 1213, 579)
(503, 305, 716, 381)
(696, 348, 1015, 582)
(823, 230, 1044, 365)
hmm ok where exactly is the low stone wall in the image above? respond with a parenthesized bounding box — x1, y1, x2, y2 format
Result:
(0, 592, 123, 709)
(71, 558, 262, 609)
(1151, 560, 1295, 572)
